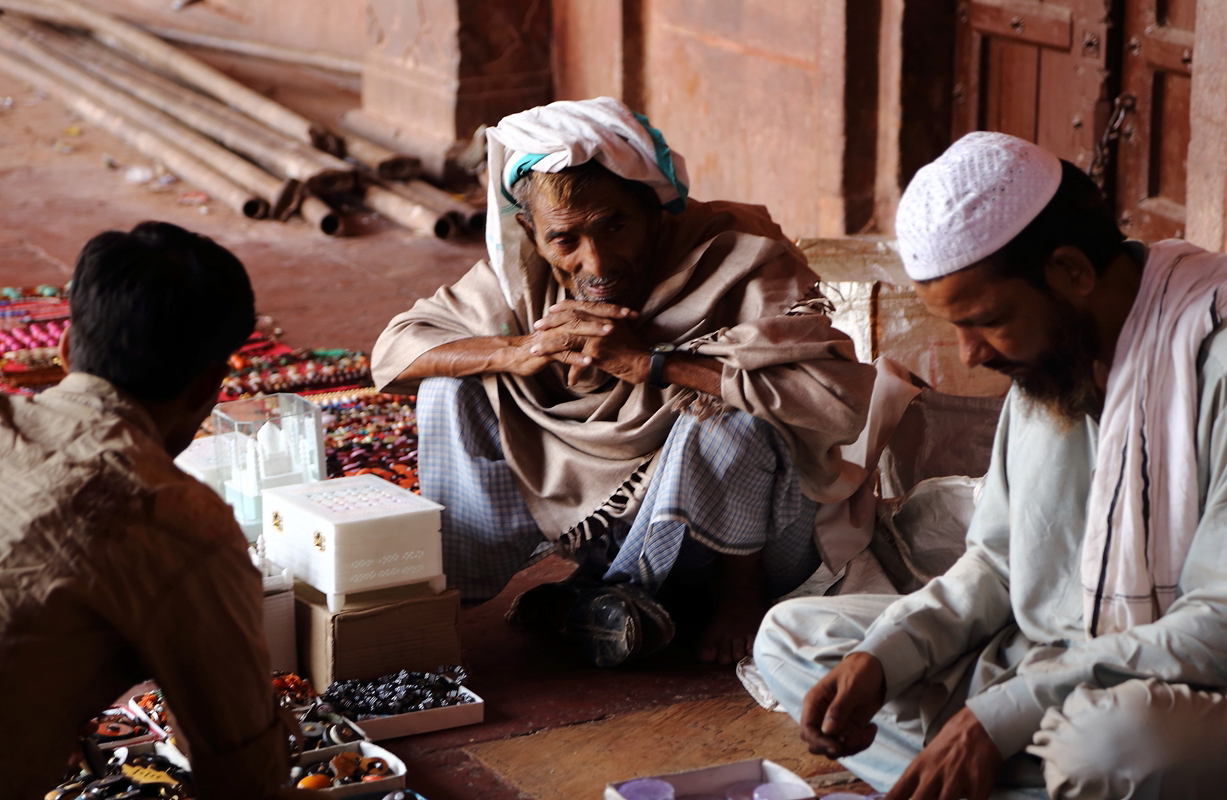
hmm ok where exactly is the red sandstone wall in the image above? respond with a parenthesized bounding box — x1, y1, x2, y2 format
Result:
(551, 0, 852, 240)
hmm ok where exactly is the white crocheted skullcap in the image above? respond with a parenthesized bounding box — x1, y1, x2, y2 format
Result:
(896, 131, 1063, 281)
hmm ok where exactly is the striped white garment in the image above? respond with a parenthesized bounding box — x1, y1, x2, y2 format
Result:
(1083, 239, 1227, 636)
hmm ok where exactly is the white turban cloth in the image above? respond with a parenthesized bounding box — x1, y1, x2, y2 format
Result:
(483, 96, 690, 307)
(895, 131, 1063, 282)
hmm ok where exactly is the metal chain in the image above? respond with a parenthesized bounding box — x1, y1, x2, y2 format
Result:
(1088, 93, 1135, 188)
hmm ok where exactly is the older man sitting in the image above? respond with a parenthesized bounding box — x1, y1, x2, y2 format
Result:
(372, 97, 874, 666)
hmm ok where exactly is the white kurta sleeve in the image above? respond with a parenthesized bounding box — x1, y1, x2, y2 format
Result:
(851, 397, 1017, 701)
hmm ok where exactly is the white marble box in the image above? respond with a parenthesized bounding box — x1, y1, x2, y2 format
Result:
(262, 474, 444, 610)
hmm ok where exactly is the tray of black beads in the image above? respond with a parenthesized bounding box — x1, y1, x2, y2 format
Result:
(322, 667, 483, 741)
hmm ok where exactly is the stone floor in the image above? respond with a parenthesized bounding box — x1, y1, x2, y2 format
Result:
(0, 48, 872, 799)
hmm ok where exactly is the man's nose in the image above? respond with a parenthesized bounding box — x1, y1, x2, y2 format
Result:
(957, 328, 996, 369)
(576, 236, 614, 277)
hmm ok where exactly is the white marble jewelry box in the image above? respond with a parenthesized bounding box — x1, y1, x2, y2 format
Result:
(262, 474, 444, 611)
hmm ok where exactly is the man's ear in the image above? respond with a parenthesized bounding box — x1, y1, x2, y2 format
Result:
(1044, 245, 1097, 302)
(514, 211, 535, 242)
(57, 326, 71, 372)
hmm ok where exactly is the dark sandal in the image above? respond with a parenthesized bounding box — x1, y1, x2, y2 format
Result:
(603, 583, 676, 657)
(564, 587, 643, 667)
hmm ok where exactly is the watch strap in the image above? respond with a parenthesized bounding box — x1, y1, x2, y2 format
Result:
(648, 347, 671, 390)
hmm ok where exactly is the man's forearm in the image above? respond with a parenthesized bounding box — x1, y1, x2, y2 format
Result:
(661, 353, 723, 397)
(397, 336, 725, 397)
(393, 337, 529, 383)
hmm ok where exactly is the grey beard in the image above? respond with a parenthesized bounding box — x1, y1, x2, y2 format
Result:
(573, 276, 621, 304)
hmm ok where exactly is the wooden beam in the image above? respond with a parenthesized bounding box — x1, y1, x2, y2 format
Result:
(969, 0, 1072, 51)
(1137, 25, 1195, 75)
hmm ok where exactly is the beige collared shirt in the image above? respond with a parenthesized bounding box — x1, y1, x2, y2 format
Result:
(0, 373, 289, 799)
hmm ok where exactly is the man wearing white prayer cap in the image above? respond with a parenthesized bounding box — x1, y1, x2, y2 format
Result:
(755, 130, 1227, 798)
(372, 97, 876, 667)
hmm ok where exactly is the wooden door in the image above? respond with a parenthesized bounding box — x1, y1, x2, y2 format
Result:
(950, 0, 1196, 241)
(953, 0, 1113, 169)
(1114, 0, 1194, 240)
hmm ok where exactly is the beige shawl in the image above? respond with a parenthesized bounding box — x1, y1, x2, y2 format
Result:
(372, 200, 875, 548)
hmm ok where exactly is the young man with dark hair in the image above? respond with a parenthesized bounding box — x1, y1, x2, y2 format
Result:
(754, 132, 1227, 799)
(0, 221, 292, 797)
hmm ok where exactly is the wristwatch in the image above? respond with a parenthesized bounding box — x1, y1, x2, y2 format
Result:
(648, 343, 676, 390)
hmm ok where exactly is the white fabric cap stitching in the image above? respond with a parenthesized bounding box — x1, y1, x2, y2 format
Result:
(895, 131, 1063, 282)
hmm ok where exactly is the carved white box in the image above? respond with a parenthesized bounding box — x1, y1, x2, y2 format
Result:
(262, 474, 444, 610)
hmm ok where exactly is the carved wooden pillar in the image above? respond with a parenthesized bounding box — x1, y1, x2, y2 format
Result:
(348, 0, 552, 182)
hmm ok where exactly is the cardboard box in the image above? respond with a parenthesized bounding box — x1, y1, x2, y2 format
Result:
(262, 560, 297, 673)
(294, 741, 406, 797)
(348, 686, 484, 740)
(295, 581, 462, 688)
(605, 759, 814, 800)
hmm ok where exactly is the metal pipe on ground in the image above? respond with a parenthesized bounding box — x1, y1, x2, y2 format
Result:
(139, 26, 363, 76)
(364, 185, 457, 239)
(0, 6, 362, 91)
(343, 134, 422, 182)
(0, 19, 301, 218)
(337, 108, 462, 184)
(391, 179, 485, 234)
(0, 47, 270, 219)
(29, 21, 356, 195)
(301, 195, 345, 237)
(0, 0, 362, 78)
(0, 0, 344, 154)
(337, 108, 418, 153)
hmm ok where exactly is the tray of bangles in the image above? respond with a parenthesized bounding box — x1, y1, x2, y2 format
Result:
(47, 741, 196, 800)
(82, 706, 167, 751)
(276, 672, 435, 796)
(0, 287, 69, 395)
(46, 673, 439, 799)
(218, 336, 373, 401)
(45, 742, 429, 800)
(307, 388, 420, 489)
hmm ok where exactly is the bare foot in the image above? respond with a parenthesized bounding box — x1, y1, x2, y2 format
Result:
(697, 592, 768, 664)
(696, 550, 769, 664)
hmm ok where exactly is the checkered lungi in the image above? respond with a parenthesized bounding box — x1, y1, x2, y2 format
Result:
(417, 377, 820, 603)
